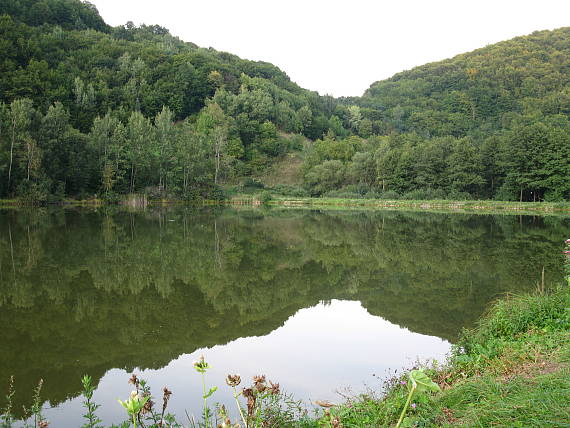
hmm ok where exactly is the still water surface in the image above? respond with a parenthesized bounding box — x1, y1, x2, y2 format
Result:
(0, 207, 567, 426)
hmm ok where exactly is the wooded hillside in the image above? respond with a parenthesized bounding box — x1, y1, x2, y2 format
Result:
(301, 28, 570, 201)
(1, 0, 568, 202)
(0, 0, 345, 200)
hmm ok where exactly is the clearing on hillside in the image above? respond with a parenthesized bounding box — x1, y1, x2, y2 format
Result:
(257, 151, 304, 187)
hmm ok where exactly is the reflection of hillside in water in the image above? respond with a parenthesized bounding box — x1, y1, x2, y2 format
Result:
(0, 207, 567, 414)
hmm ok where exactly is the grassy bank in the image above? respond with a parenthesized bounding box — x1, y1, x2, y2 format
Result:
(3, 196, 570, 215)
(258, 196, 570, 215)
(314, 280, 570, 427)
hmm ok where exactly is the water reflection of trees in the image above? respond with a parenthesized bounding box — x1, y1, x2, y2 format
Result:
(0, 207, 567, 413)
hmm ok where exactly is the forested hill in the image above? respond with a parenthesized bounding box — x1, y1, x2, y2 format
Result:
(0, 0, 342, 200)
(358, 27, 570, 138)
(300, 27, 570, 202)
(0, 0, 328, 125)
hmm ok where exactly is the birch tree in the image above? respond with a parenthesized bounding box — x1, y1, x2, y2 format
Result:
(7, 99, 35, 191)
(154, 106, 176, 192)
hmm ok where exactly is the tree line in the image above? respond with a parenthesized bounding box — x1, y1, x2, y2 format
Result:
(1, 0, 569, 201)
(302, 115, 570, 201)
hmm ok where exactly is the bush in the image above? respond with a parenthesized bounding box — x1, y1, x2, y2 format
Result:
(355, 182, 373, 195)
(401, 188, 448, 200)
(242, 178, 265, 190)
(46, 181, 66, 203)
(102, 191, 120, 203)
(543, 189, 566, 202)
(428, 188, 447, 200)
(271, 184, 309, 197)
(494, 182, 518, 201)
(364, 191, 381, 199)
(323, 190, 361, 199)
(379, 190, 400, 200)
(288, 134, 305, 151)
(321, 184, 379, 199)
(402, 189, 428, 200)
(447, 190, 472, 200)
(182, 188, 202, 201)
(208, 186, 228, 201)
(259, 191, 273, 204)
(16, 179, 50, 204)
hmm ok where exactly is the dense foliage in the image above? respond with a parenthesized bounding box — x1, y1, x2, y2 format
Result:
(1, 0, 569, 202)
(0, 0, 344, 200)
(302, 28, 570, 201)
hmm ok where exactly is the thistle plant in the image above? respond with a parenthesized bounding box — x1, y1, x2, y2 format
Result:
(225, 374, 246, 426)
(81, 375, 102, 428)
(216, 405, 236, 428)
(193, 355, 217, 427)
(1, 376, 15, 428)
(138, 379, 158, 425)
(395, 369, 440, 428)
(158, 387, 173, 428)
(22, 379, 47, 428)
(232, 375, 281, 428)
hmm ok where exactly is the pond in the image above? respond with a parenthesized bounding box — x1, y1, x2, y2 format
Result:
(0, 207, 567, 426)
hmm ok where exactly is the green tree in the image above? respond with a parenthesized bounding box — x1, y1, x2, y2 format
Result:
(347, 105, 362, 131)
(119, 54, 148, 112)
(89, 112, 124, 193)
(6, 99, 35, 192)
(305, 160, 346, 195)
(446, 137, 485, 196)
(154, 106, 176, 193)
(296, 106, 312, 133)
(197, 102, 231, 185)
(125, 111, 153, 192)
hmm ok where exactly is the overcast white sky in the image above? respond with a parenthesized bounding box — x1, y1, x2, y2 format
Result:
(89, 0, 570, 97)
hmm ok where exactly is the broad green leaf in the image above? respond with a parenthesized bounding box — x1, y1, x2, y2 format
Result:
(409, 370, 441, 393)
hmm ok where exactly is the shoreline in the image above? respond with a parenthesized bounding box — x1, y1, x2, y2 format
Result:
(237, 196, 570, 215)
(3, 196, 570, 216)
(266, 196, 570, 212)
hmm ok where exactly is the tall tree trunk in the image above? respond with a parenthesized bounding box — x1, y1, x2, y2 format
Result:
(26, 141, 31, 181)
(8, 119, 15, 189)
(130, 163, 136, 193)
(214, 150, 220, 185)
